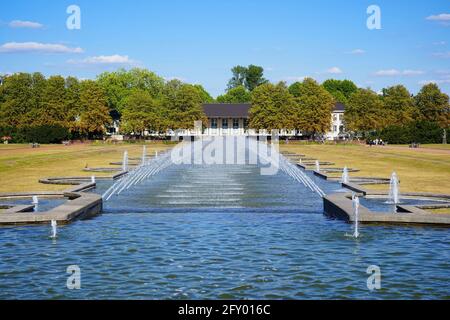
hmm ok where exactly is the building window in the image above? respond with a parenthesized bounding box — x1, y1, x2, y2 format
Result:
(233, 118, 239, 129)
(222, 119, 228, 129)
(211, 118, 217, 129)
(333, 125, 337, 132)
(333, 114, 337, 121)
(244, 119, 249, 129)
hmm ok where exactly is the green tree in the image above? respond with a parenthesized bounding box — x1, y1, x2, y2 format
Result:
(193, 84, 214, 103)
(65, 76, 81, 126)
(345, 88, 386, 134)
(245, 65, 269, 91)
(162, 80, 207, 129)
(288, 81, 303, 97)
(75, 80, 111, 137)
(216, 85, 251, 103)
(291, 78, 335, 136)
(96, 68, 165, 114)
(0, 73, 35, 126)
(227, 65, 247, 89)
(249, 82, 295, 130)
(414, 83, 450, 127)
(32, 75, 67, 126)
(381, 85, 416, 126)
(322, 79, 358, 104)
(227, 65, 268, 91)
(121, 89, 166, 135)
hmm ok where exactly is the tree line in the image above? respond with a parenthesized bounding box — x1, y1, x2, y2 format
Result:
(0, 69, 210, 141)
(218, 65, 449, 139)
(0, 65, 448, 143)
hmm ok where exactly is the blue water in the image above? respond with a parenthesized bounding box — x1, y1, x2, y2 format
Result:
(0, 198, 67, 212)
(0, 164, 449, 299)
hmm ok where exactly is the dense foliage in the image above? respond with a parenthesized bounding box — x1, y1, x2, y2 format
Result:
(0, 65, 449, 144)
(0, 124, 69, 143)
(0, 69, 208, 141)
(322, 79, 358, 105)
(344, 84, 449, 139)
(227, 65, 268, 91)
(374, 121, 449, 144)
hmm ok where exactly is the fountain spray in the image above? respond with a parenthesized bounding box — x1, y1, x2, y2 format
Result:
(342, 166, 349, 184)
(142, 145, 147, 165)
(122, 151, 129, 172)
(315, 160, 320, 172)
(352, 194, 360, 238)
(32, 196, 39, 212)
(51, 220, 57, 239)
(389, 172, 400, 205)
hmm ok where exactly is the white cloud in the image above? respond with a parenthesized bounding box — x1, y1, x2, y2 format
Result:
(433, 51, 450, 58)
(433, 41, 446, 46)
(374, 69, 424, 77)
(436, 70, 450, 76)
(325, 67, 343, 74)
(347, 49, 366, 55)
(419, 79, 450, 85)
(9, 20, 44, 29)
(282, 76, 308, 83)
(0, 42, 83, 54)
(374, 69, 401, 76)
(402, 69, 425, 76)
(68, 54, 137, 66)
(426, 13, 450, 21)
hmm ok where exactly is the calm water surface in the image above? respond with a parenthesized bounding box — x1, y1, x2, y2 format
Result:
(0, 163, 449, 299)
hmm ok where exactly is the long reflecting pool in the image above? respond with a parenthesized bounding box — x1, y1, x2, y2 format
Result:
(0, 162, 449, 299)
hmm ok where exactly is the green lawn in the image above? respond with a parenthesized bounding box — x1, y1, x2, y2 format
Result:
(0, 142, 172, 193)
(280, 143, 450, 194)
(1, 142, 449, 195)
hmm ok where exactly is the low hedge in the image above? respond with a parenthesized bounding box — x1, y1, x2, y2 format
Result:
(0, 125, 70, 144)
(374, 121, 449, 144)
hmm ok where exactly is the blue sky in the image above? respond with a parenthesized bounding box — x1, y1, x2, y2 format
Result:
(0, 0, 449, 97)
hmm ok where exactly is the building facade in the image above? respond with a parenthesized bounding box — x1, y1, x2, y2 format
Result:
(107, 102, 347, 140)
(325, 102, 346, 140)
(201, 103, 347, 140)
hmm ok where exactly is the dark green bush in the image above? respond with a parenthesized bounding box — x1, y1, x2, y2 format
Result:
(378, 121, 448, 144)
(0, 125, 69, 144)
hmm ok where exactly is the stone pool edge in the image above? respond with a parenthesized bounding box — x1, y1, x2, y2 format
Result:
(0, 172, 126, 226)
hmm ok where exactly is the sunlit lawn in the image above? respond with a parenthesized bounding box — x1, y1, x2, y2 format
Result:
(2, 141, 449, 195)
(0, 142, 173, 193)
(428, 208, 450, 214)
(280, 143, 450, 194)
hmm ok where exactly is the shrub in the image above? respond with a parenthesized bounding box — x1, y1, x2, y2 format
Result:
(378, 121, 448, 144)
(0, 125, 70, 144)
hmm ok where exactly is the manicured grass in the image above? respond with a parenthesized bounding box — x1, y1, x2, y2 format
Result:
(428, 208, 450, 214)
(395, 144, 450, 151)
(0, 142, 173, 193)
(280, 143, 450, 194)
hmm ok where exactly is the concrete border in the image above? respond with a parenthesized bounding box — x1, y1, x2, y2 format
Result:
(0, 172, 127, 225)
(286, 151, 450, 225)
(324, 192, 450, 226)
(0, 191, 102, 225)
